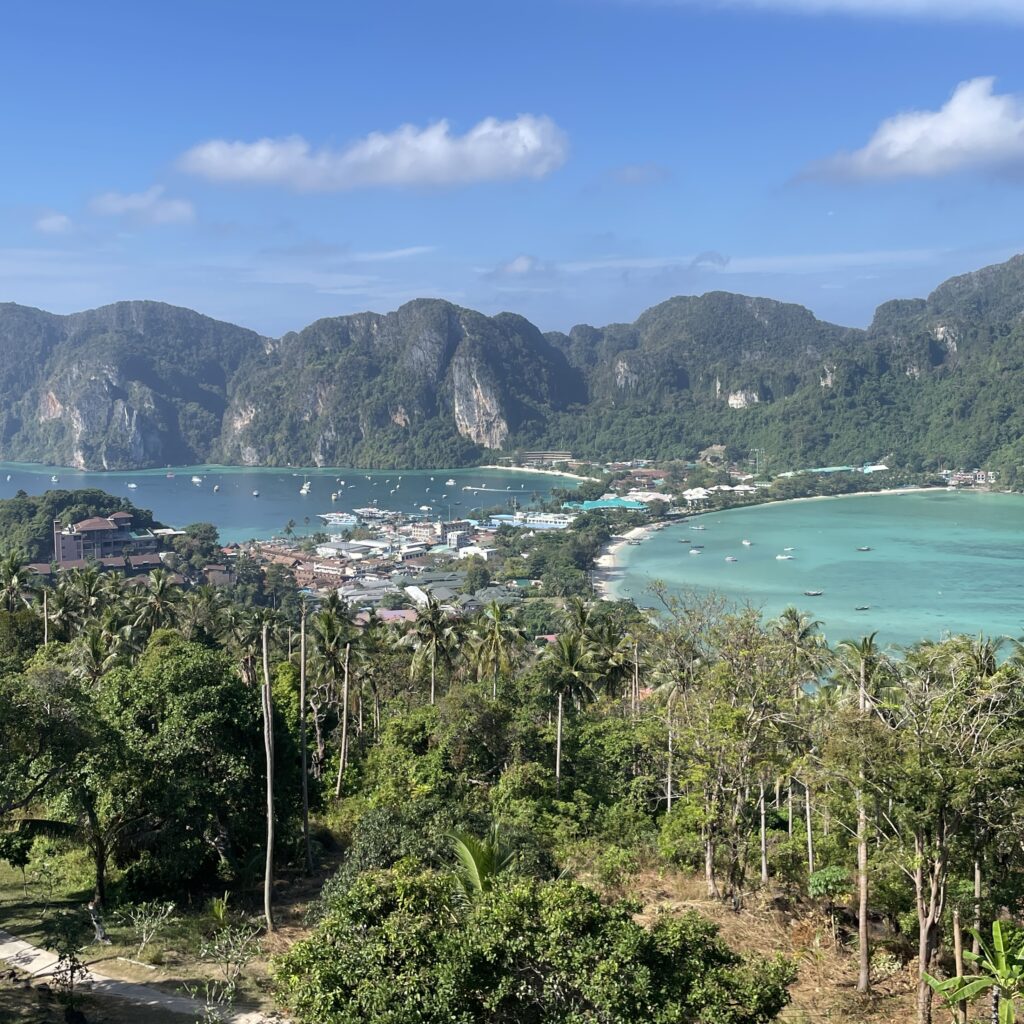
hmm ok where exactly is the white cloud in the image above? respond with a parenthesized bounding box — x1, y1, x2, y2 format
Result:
(178, 115, 569, 191)
(89, 185, 195, 224)
(34, 212, 73, 234)
(665, 0, 1024, 20)
(351, 245, 435, 262)
(814, 78, 1024, 180)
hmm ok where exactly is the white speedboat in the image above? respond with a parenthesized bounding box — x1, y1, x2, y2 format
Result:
(689, 548, 701, 556)
(776, 554, 794, 560)
(213, 484, 220, 492)
(725, 556, 738, 562)
(741, 539, 752, 546)
(127, 482, 138, 489)
(252, 490, 259, 497)
(191, 475, 203, 485)
(50, 474, 59, 483)
(445, 478, 456, 486)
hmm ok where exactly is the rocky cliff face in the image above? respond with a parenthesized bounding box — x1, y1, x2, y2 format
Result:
(3, 252, 1024, 470)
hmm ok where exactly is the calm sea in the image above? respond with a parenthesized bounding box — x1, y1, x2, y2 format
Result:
(0, 462, 576, 544)
(611, 490, 1024, 648)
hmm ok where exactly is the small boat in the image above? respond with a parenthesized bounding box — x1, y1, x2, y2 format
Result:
(166, 472, 175, 478)
(300, 482, 311, 495)
(784, 546, 795, 552)
(856, 546, 872, 552)
(50, 474, 59, 483)
(445, 478, 456, 486)
(252, 490, 259, 497)
(689, 548, 701, 555)
(741, 539, 752, 546)
(725, 556, 738, 562)
(4, 474, 9, 481)
(331, 492, 338, 502)
(691, 525, 705, 531)
(804, 590, 823, 597)
(191, 475, 203, 485)
(127, 482, 138, 489)
(776, 554, 794, 561)
(213, 484, 219, 493)
(691, 544, 704, 550)
(678, 538, 691, 544)
(855, 605, 871, 611)
(419, 505, 432, 512)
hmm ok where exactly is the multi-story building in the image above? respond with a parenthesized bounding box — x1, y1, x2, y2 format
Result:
(52, 512, 158, 565)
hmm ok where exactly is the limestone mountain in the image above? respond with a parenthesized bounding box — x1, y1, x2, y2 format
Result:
(1, 253, 1024, 474)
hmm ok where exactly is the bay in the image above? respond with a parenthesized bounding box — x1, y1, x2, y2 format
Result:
(0, 462, 576, 545)
(611, 490, 1024, 648)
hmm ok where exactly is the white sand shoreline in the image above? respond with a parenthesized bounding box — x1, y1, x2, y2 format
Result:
(590, 485, 989, 600)
(478, 464, 600, 482)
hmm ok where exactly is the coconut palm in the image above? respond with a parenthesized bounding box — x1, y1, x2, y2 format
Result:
(133, 568, 181, 637)
(404, 595, 459, 705)
(770, 606, 830, 696)
(0, 552, 32, 612)
(178, 585, 227, 642)
(448, 824, 514, 906)
(541, 630, 596, 795)
(587, 618, 634, 700)
(467, 601, 525, 699)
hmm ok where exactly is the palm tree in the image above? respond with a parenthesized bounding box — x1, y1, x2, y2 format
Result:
(448, 825, 513, 906)
(771, 606, 829, 695)
(179, 585, 227, 642)
(0, 552, 32, 612)
(134, 568, 181, 638)
(587, 619, 633, 700)
(541, 630, 596, 795)
(467, 601, 525, 699)
(833, 631, 891, 996)
(310, 603, 356, 798)
(405, 595, 458, 705)
(259, 612, 276, 932)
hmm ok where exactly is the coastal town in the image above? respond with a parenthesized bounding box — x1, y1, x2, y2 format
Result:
(20, 450, 1000, 632)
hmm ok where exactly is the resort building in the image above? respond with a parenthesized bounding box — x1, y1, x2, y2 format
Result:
(52, 512, 158, 566)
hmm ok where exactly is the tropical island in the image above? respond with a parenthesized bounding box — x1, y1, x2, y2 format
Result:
(5, 253, 1024, 484)
(2, 481, 1023, 1024)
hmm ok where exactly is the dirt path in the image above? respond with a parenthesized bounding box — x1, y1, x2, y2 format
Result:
(0, 926, 276, 1022)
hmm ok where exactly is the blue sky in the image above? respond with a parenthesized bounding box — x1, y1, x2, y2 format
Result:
(2, 0, 1023, 335)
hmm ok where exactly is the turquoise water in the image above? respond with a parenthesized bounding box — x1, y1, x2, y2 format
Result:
(612, 491, 1024, 648)
(0, 462, 575, 545)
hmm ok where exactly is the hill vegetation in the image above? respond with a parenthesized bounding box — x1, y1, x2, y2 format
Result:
(2, 254, 1024, 474)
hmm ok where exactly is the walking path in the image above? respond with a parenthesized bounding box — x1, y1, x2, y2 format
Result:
(0, 927, 275, 1022)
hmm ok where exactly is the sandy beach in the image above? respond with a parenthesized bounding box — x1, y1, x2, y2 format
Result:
(593, 524, 657, 599)
(478, 464, 600, 482)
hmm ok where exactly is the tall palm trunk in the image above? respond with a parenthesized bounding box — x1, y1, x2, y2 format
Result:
(261, 621, 275, 932)
(805, 782, 815, 876)
(952, 909, 967, 1024)
(856, 653, 870, 993)
(759, 780, 769, 885)
(666, 719, 674, 812)
(299, 610, 312, 875)
(430, 647, 436, 705)
(555, 691, 563, 796)
(335, 643, 350, 799)
(42, 589, 48, 645)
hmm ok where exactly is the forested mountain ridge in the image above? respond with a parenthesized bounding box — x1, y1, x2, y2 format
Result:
(2, 253, 1024, 473)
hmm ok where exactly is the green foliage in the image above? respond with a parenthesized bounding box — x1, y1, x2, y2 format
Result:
(275, 866, 795, 1024)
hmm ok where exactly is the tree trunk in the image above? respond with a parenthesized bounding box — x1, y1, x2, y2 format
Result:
(430, 648, 436, 705)
(299, 610, 312, 875)
(42, 589, 48, 645)
(973, 859, 982, 957)
(952, 909, 966, 1024)
(261, 621, 275, 932)
(555, 691, 563, 796)
(334, 643, 350, 799)
(856, 788, 870, 994)
(705, 836, 720, 899)
(759, 780, 769, 885)
(805, 783, 815, 876)
(787, 782, 793, 836)
(631, 640, 640, 719)
(666, 719, 674, 812)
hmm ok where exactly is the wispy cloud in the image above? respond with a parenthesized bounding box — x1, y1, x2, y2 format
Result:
(89, 185, 195, 225)
(34, 212, 73, 234)
(810, 78, 1024, 180)
(351, 245, 435, 262)
(655, 0, 1024, 21)
(178, 115, 569, 191)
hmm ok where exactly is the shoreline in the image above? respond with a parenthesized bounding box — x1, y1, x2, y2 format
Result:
(477, 464, 600, 482)
(591, 484, 998, 601)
